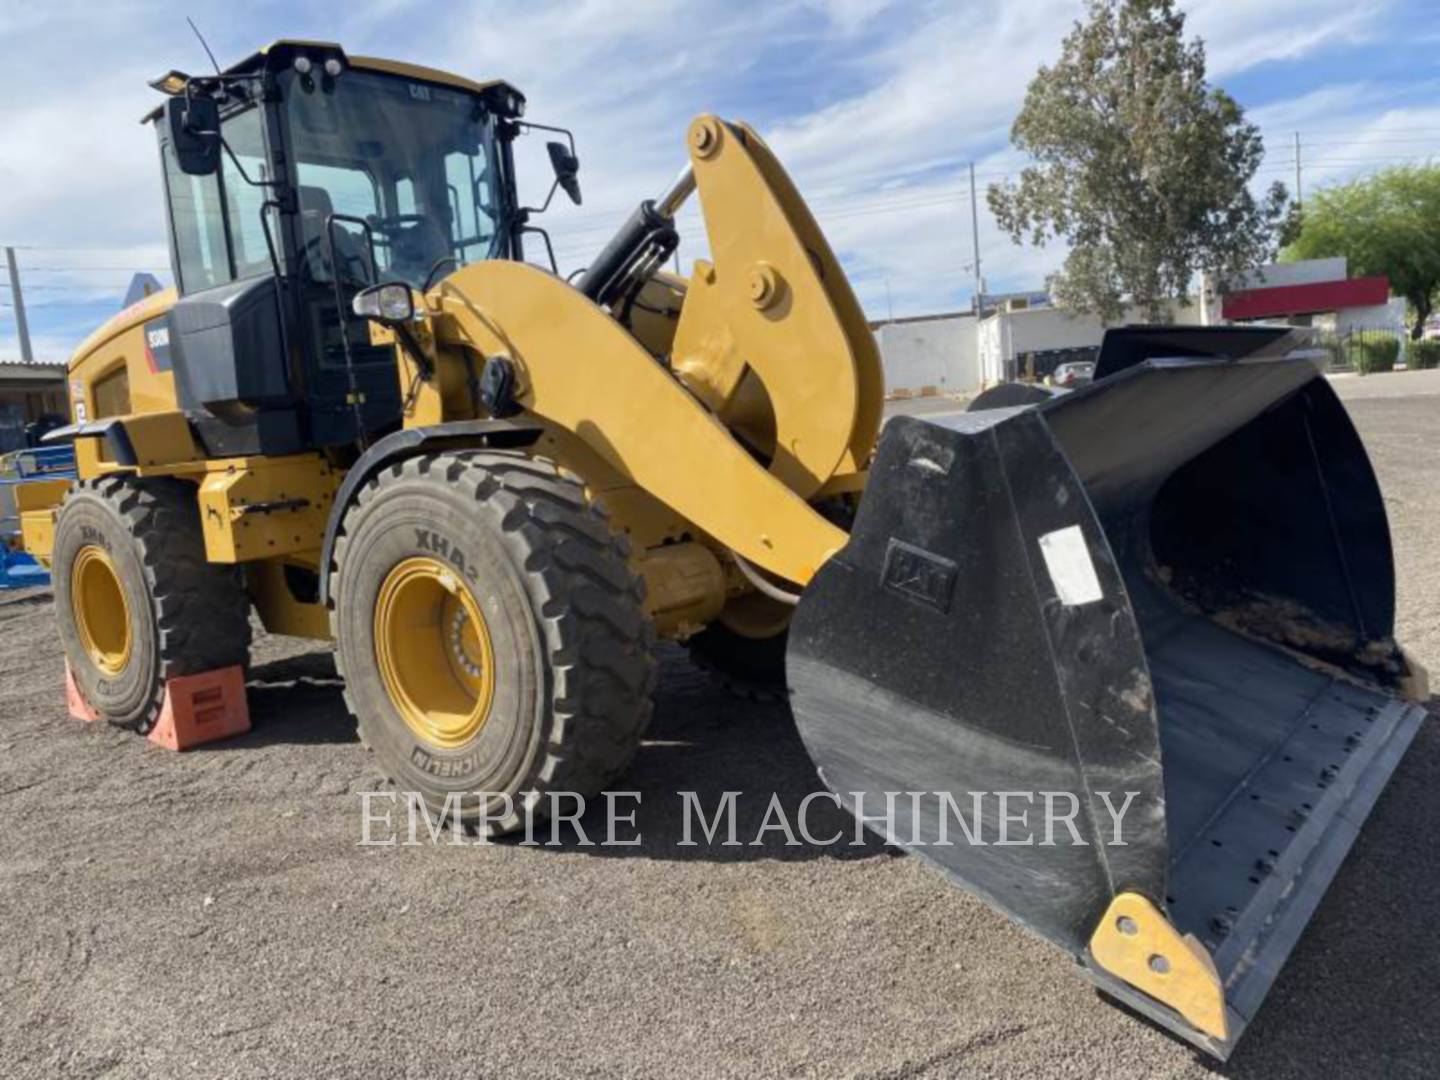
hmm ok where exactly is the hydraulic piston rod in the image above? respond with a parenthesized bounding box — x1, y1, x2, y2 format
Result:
(577, 165, 693, 308)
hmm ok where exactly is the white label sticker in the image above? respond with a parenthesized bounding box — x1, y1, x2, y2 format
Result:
(1038, 524, 1103, 606)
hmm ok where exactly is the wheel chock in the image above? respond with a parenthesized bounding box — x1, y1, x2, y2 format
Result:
(64, 661, 100, 722)
(147, 665, 251, 751)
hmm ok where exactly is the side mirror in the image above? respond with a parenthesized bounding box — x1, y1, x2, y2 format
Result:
(352, 282, 415, 324)
(547, 140, 582, 206)
(167, 95, 221, 176)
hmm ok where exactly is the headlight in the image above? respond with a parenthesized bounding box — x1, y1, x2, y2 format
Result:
(352, 282, 416, 324)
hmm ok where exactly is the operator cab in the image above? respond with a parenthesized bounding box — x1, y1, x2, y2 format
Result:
(147, 42, 530, 457)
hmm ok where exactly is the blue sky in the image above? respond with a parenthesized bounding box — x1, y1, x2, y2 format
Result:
(3, 0, 1439, 362)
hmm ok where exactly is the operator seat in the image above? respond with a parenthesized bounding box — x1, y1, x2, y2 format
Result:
(298, 186, 372, 284)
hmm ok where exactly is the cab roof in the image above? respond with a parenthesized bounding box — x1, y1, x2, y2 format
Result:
(143, 40, 523, 123)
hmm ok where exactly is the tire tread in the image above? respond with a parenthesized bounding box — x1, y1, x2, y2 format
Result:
(329, 450, 655, 833)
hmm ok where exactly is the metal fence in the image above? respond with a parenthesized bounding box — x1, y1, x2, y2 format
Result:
(1308, 327, 1408, 373)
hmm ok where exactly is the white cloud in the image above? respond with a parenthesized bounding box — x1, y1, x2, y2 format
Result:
(0, 0, 1429, 359)
(1185, 0, 1384, 76)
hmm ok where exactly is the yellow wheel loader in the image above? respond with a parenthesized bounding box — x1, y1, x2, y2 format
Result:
(16, 40, 1430, 1059)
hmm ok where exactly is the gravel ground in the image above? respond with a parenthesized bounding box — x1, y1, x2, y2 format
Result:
(1, 372, 1436, 1079)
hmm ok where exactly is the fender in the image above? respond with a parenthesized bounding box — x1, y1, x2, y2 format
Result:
(316, 418, 541, 605)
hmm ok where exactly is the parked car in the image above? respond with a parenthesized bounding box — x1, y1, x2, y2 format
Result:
(1052, 360, 1096, 387)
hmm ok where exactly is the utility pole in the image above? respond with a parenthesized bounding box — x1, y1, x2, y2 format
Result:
(3, 246, 34, 365)
(4, 247, 34, 364)
(1293, 131, 1302, 211)
(884, 278, 894, 321)
(969, 162, 983, 316)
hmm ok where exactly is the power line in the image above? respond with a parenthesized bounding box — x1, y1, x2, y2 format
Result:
(4, 244, 172, 253)
(14, 266, 171, 274)
(6, 133, 1439, 310)
(1293, 136, 1440, 146)
(0, 277, 152, 292)
(1259, 125, 1440, 136)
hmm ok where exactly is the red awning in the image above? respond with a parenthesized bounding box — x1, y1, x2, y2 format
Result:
(1222, 276, 1390, 320)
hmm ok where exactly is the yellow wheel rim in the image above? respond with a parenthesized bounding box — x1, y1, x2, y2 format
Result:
(374, 556, 497, 749)
(71, 545, 132, 676)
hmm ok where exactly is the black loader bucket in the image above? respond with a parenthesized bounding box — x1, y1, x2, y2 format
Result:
(788, 328, 1428, 1058)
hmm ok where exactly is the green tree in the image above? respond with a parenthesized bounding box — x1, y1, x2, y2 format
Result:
(988, 0, 1288, 322)
(1285, 165, 1440, 339)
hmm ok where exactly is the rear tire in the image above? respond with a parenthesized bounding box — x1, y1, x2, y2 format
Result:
(685, 593, 792, 701)
(52, 476, 252, 731)
(330, 450, 655, 835)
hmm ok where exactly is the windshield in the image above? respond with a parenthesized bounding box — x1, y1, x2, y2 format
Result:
(282, 68, 502, 289)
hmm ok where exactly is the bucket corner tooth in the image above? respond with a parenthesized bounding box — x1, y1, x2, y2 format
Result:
(1088, 891, 1229, 1043)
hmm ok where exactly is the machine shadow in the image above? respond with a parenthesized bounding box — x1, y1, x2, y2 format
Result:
(498, 648, 890, 864)
(232, 643, 890, 865)
(227, 649, 359, 748)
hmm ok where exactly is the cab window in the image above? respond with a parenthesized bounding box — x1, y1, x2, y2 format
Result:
(163, 145, 230, 293)
(220, 107, 277, 281)
(162, 104, 277, 294)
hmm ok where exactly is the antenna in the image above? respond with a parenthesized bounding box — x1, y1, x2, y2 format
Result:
(186, 17, 222, 75)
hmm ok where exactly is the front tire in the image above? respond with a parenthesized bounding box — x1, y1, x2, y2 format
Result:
(52, 476, 252, 730)
(330, 451, 655, 835)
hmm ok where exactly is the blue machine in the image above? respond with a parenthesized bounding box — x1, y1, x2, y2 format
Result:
(0, 445, 76, 589)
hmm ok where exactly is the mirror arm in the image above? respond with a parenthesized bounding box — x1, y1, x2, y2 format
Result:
(521, 177, 563, 218)
(217, 136, 283, 189)
(515, 120, 577, 157)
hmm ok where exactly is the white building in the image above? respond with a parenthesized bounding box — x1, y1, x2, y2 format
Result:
(873, 257, 1404, 394)
(871, 311, 981, 395)
(975, 298, 1203, 386)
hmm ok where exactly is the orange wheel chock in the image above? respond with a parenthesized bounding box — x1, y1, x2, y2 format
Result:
(63, 661, 251, 750)
(146, 665, 250, 751)
(64, 661, 100, 722)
